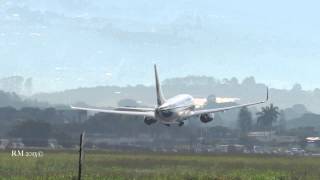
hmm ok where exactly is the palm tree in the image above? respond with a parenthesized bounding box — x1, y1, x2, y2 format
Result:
(238, 107, 252, 134)
(256, 104, 280, 132)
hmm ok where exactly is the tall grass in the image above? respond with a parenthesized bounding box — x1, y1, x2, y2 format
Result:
(0, 150, 320, 179)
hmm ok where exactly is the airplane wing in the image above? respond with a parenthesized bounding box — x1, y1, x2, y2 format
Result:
(70, 106, 155, 117)
(191, 88, 269, 116)
(115, 107, 155, 112)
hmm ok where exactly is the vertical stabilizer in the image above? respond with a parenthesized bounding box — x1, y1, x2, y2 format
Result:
(154, 64, 166, 106)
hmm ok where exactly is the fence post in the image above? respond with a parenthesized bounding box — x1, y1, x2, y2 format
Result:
(78, 132, 85, 180)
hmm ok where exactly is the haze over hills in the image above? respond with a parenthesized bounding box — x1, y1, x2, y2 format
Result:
(0, 75, 316, 129)
(30, 76, 320, 114)
(1, 0, 320, 92)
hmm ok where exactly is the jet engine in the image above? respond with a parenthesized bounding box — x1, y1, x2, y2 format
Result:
(200, 113, 214, 123)
(144, 117, 157, 125)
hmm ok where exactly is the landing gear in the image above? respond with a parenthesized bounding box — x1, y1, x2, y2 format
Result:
(178, 122, 184, 127)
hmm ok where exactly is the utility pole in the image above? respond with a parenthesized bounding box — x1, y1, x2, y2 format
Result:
(78, 132, 85, 180)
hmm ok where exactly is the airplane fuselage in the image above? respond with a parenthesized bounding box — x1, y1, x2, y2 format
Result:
(155, 94, 195, 125)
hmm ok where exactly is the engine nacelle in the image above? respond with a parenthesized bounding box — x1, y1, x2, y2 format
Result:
(144, 117, 157, 125)
(200, 113, 214, 123)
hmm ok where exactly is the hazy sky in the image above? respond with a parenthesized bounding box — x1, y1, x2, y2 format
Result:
(1, 0, 320, 92)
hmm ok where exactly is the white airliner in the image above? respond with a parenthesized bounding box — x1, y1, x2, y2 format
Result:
(71, 65, 269, 126)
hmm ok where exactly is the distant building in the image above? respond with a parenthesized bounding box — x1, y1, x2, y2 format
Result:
(248, 131, 298, 144)
(6, 138, 24, 149)
(0, 139, 9, 150)
(0, 76, 34, 95)
(215, 144, 245, 153)
(87, 136, 154, 147)
(48, 139, 59, 149)
(0, 76, 24, 94)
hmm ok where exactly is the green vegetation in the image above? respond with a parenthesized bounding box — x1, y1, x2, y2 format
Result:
(1, 150, 320, 180)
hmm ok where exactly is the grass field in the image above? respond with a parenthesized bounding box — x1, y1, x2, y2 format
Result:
(1, 150, 320, 180)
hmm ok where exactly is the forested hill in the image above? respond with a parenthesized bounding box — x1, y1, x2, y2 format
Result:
(31, 76, 320, 113)
(0, 91, 49, 109)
